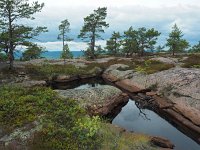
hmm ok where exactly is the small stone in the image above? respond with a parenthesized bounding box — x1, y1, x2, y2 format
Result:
(151, 136, 174, 149)
(146, 92, 157, 96)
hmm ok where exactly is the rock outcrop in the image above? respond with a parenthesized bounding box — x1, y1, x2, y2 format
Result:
(150, 57, 178, 65)
(103, 64, 200, 144)
(55, 85, 129, 117)
(150, 136, 175, 149)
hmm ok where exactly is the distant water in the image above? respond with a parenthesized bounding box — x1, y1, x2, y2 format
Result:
(14, 51, 84, 59)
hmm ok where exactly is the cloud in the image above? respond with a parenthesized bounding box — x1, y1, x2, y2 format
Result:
(36, 40, 106, 51)
(27, 0, 200, 46)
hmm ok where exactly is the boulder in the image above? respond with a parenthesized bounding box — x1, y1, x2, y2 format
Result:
(115, 79, 144, 93)
(150, 57, 178, 64)
(103, 64, 134, 82)
(55, 85, 129, 117)
(51, 75, 79, 83)
(151, 136, 174, 149)
(12, 80, 47, 88)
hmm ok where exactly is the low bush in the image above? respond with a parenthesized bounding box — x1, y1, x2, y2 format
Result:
(25, 64, 85, 79)
(0, 85, 101, 150)
(181, 54, 200, 68)
(135, 60, 174, 74)
(0, 52, 8, 61)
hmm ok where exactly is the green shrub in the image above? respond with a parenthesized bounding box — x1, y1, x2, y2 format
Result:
(182, 54, 200, 68)
(0, 52, 8, 61)
(0, 85, 101, 150)
(135, 60, 174, 74)
(25, 64, 84, 79)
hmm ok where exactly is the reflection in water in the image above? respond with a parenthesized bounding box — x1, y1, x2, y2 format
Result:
(55, 80, 200, 150)
(75, 83, 103, 89)
(112, 100, 200, 150)
(51, 77, 106, 90)
(135, 101, 150, 121)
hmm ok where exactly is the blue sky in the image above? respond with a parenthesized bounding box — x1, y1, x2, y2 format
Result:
(28, 0, 200, 51)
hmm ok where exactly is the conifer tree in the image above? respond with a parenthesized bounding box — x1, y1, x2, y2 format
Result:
(78, 7, 109, 59)
(0, 0, 47, 69)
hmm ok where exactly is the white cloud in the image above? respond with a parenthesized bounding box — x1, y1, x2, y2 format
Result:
(36, 40, 106, 51)
(27, 0, 200, 47)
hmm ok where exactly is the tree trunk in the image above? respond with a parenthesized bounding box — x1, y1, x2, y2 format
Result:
(141, 48, 144, 57)
(9, 51, 14, 70)
(91, 33, 96, 59)
(172, 44, 175, 56)
(8, 7, 14, 70)
(62, 29, 66, 64)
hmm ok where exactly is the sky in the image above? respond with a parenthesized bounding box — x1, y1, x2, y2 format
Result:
(28, 0, 200, 51)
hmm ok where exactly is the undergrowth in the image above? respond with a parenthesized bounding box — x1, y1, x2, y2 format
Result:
(181, 54, 200, 68)
(0, 85, 101, 150)
(135, 60, 174, 74)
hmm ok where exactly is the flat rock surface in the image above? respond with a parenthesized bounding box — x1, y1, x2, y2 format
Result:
(104, 64, 200, 111)
(103, 64, 200, 131)
(150, 57, 178, 64)
(55, 85, 129, 116)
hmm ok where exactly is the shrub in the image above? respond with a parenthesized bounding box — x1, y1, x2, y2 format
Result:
(25, 64, 84, 79)
(0, 52, 8, 61)
(0, 86, 101, 150)
(136, 60, 174, 74)
(182, 54, 200, 68)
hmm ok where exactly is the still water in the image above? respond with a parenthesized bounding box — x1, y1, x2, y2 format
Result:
(68, 81, 199, 150)
(112, 100, 200, 150)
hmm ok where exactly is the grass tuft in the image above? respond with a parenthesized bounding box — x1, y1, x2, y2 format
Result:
(181, 54, 200, 68)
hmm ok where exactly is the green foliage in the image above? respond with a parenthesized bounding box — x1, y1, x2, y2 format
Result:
(22, 43, 45, 60)
(25, 64, 82, 79)
(78, 7, 109, 59)
(135, 59, 174, 74)
(106, 31, 122, 56)
(58, 19, 71, 41)
(0, 0, 47, 69)
(60, 44, 73, 59)
(122, 27, 139, 57)
(136, 27, 161, 56)
(189, 41, 200, 53)
(100, 123, 156, 150)
(32, 101, 101, 150)
(0, 52, 7, 61)
(156, 45, 165, 53)
(57, 19, 73, 62)
(0, 85, 101, 150)
(0, 86, 56, 129)
(166, 24, 190, 56)
(182, 54, 200, 68)
(122, 27, 160, 57)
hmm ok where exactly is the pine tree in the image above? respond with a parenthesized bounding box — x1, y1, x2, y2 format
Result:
(106, 31, 122, 56)
(58, 19, 73, 63)
(78, 7, 109, 59)
(189, 41, 200, 53)
(166, 24, 189, 56)
(122, 27, 139, 57)
(0, 0, 47, 69)
(22, 44, 45, 60)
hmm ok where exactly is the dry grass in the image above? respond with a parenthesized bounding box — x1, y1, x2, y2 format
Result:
(181, 54, 200, 68)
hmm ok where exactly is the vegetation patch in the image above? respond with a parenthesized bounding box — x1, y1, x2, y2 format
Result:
(181, 54, 200, 68)
(100, 123, 156, 150)
(0, 85, 101, 149)
(0, 53, 8, 61)
(135, 60, 174, 74)
(25, 64, 89, 79)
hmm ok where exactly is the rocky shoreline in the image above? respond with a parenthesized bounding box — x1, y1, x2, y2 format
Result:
(102, 63, 200, 144)
(0, 57, 200, 149)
